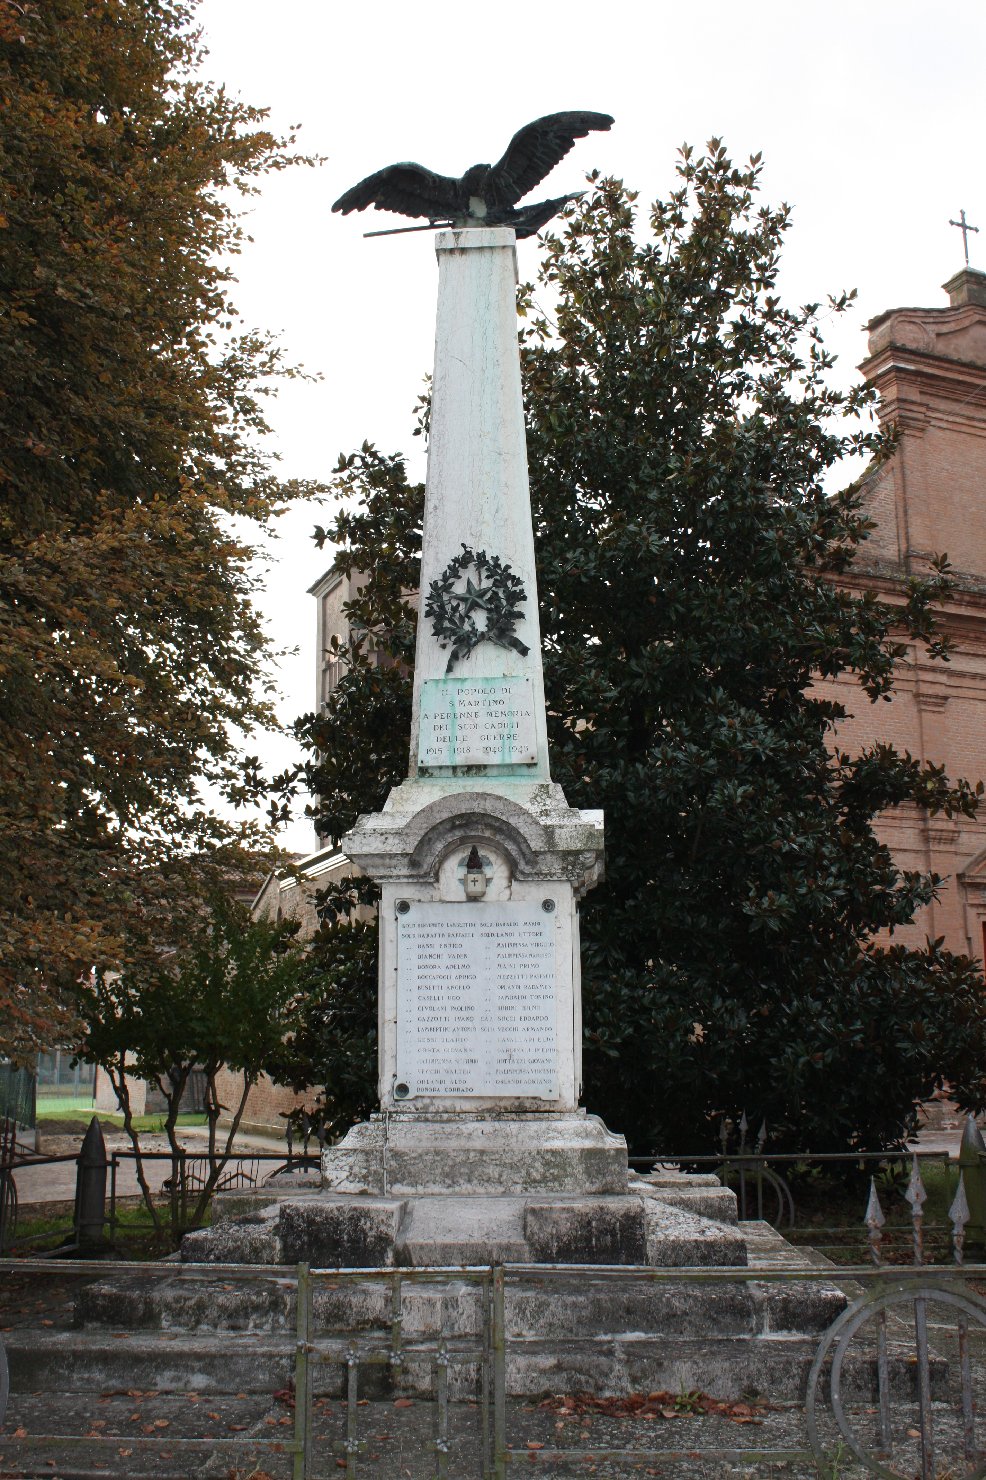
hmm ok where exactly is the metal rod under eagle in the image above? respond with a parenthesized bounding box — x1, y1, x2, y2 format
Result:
(331, 111, 614, 236)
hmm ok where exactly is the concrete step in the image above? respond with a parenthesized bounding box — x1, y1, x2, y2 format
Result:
(189, 1186, 748, 1267)
(75, 1266, 844, 1341)
(395, 1196, 529, 1265)
(4, 1324, 945, 1405)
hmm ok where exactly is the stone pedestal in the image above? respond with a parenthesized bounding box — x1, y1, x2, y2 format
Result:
(185, 1168, 749, 1270)
(321, 1111, 628, 1196)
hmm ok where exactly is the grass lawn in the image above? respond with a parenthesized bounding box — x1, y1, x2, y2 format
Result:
(8, 1195, 213, 1258)
(35, 1106, 208, 1135)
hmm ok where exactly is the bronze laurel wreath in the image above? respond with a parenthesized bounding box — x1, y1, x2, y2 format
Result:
(425, 546, 530, 675)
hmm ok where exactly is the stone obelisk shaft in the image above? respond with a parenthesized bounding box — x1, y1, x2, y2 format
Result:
(409, 227, 550, 783)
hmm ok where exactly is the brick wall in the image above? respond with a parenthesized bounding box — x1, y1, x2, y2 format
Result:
(815, 269, 986, 961)
(213, 1067, 322, 1139)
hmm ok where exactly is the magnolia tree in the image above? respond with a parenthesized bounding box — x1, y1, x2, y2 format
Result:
(291, 144, 986, 1153)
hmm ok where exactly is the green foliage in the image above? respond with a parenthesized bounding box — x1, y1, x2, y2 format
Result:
(268, 912, 379, 1143)
(297, 446, 422, 844)
(297, 143, 986, 1153)
(74, 877, 307, 1239)
(0, 0, 323, 1054)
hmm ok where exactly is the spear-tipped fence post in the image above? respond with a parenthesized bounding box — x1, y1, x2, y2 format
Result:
(950, 1173, 977, 1463)
(905, 1155, 927, 1265)
(864, 1178, 891, 1449)
(958, 1115, 986, 1252)
(865, 1177, 886, 1266)
(950, 1174, 970, 1265)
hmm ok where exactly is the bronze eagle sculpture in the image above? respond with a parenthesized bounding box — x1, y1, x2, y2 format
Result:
(332, 111, 614, 238)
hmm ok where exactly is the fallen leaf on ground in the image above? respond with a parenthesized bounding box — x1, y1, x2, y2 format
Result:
(539, 1389, 767, 1425)
(393, 1397, 413, 1408)
(12, 1428, 27, 1439)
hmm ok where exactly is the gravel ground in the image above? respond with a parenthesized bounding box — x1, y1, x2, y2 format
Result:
(2, 1388, 983, 1478)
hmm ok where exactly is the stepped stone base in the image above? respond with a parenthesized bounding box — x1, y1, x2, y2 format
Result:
(182, 1182, 749, 1268)
(9, 1227, 938, 1404)
(184, 1111, 752, 1269)
(320, 1111, 629, 1196)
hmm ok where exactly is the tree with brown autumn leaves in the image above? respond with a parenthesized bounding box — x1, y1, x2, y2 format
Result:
(0, 0, 321, 1055)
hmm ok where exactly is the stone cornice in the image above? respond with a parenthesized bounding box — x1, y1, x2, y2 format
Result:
(862, 346, 986, 421)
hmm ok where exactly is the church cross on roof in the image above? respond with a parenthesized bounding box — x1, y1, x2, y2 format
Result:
(949, 208, 980, 267)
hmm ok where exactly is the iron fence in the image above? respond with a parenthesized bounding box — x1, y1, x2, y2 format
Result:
(1, 1256, 985, 1477)
(0, 1066, 35, 1132)
(630, 1115, 986, 1261)
(2, 1145, 319, 1254)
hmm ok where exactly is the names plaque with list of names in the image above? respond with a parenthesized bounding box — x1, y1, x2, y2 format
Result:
(395, 902, 557, 1098)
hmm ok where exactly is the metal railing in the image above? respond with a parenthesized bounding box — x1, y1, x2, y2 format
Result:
(630, 1113, 986, 1260)
(2, 1141, 319, 1253)
(1, 1254, 985, 1477)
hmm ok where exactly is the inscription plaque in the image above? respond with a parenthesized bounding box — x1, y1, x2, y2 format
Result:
(418, 677, 537, 768)
(395, 902, 557, 1098)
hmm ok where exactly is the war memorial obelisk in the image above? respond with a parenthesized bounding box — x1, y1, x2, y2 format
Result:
(325, 220, 620, 1227)
(308, 116, 745, 1266)
(188, 115, 746, 1266)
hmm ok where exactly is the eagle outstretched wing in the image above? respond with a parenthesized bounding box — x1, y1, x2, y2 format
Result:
(487, 111, 614, 210)
(332, 163, 459, 220)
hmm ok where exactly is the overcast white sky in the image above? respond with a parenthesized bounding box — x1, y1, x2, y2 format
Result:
(194, 0, 986, 850)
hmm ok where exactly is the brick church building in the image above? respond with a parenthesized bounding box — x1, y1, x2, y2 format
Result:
(814, 266, 986, 963)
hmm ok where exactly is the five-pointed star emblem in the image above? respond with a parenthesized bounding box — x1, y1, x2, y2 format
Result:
(459, 577, 493, 615)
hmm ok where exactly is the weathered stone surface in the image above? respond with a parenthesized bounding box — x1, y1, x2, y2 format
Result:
(394, 1196, 528, 1266)
(181, 1202, 281, 1264)
(13, 1230, 895, 1406)
(181, 1183, 752, 1269)
(524, 1197, 647, 1264)
(322, 1111, 628, 1196)
(642, 1200, 748, 1267)
(631, 1171, 740, 1225)
(277, 1196, 405, 1268)
(77, 1271, 296, 1332)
